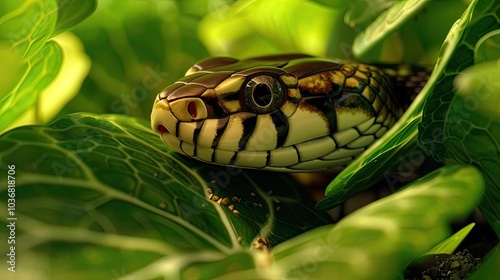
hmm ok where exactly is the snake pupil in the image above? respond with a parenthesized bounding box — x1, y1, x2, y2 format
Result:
(244, 75, 285, 114)
(188, 102, 197, 118)
(253, 84, 273, 107)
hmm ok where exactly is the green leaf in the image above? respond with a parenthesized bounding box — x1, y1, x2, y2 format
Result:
(406, 223, 476, 280)
(0, 113, 330, 279)
(5, 32, 91, 131)
(0, 40, 62, 133)
(0, 0, 57, 57)
(418, 0, 500, 161)
(425, 223, 475, 255)
(272, 164, 484, 280)
(352, 0, 429, 58)
(0, 44, 24, 97)
(319, 0, 496, 210)
(352, 0, 469, 64)
(343, 0, 395, 28)
(0, 0, 59, 132)
(0, 0, 95, 133)
(54, 0, 97, 35)
(318, 117, 420, 209)
(454, 59, 500, 119)
(443, 60, 500, 236)
(474, 29, 500, 63)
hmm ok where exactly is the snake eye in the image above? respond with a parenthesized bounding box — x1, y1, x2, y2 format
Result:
(243, 75, 285, 114)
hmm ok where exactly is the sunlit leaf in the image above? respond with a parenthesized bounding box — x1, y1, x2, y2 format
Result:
(419, 0, 500, 161)
(0, 0, 59, 132)
(425, 223, 475, 255)
(0, 44, 24, 96)
(5, 32, 91, 130)
(0, 0, 57, 57)
(272, 164, 484, 280)
(444, 60, 500, 235)
(0, 0, 95, 133)
(0, 40, 62, 133)
(454, 59, 500, 119)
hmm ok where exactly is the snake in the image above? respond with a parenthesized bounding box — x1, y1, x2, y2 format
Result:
(151, 54, 426, 172)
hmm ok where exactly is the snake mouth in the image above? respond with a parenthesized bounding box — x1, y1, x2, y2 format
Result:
(151, 95, 179, 139)
(155, 124, 170, 134)
(153, 124, 175, 149)
(152, 122, 180, 150)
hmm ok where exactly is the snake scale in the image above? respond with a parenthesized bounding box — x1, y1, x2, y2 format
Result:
(151, 54, 426, 172)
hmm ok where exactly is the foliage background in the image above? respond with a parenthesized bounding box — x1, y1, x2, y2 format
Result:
(4, 0, 472, 129)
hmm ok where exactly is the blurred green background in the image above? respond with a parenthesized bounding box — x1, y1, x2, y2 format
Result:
(0, 0, 472, 133)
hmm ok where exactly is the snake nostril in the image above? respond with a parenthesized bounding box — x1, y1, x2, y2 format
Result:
(157, 124, 168, 133)
(188, 101, 197, 118)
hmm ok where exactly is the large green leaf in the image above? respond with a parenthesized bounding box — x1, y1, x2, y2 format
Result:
(418, 0, 500, 161)
(5, 32, 91, 131)
(318, 0, 497, 210)
(0, 0, 96, 133)
(0, 0, 59, 132)
(444, 60, 500, 235)
(0, 113, 330, 279)
(271, 164, 483, 280)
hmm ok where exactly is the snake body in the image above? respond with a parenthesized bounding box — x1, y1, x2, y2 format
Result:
(151, 54, 404, 172)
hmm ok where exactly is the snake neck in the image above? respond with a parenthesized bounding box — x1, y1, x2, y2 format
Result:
(376, 64, 431, 109)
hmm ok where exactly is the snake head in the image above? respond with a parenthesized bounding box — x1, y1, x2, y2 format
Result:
(151, 55, 304, 165)
(151, 55, 401, 171)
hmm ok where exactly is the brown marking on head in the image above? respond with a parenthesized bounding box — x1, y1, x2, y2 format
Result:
(298, 71, 345, 96)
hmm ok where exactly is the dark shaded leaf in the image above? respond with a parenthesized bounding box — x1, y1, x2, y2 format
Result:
(54, 0, 97, 35)
(0, 113, 330, 278)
